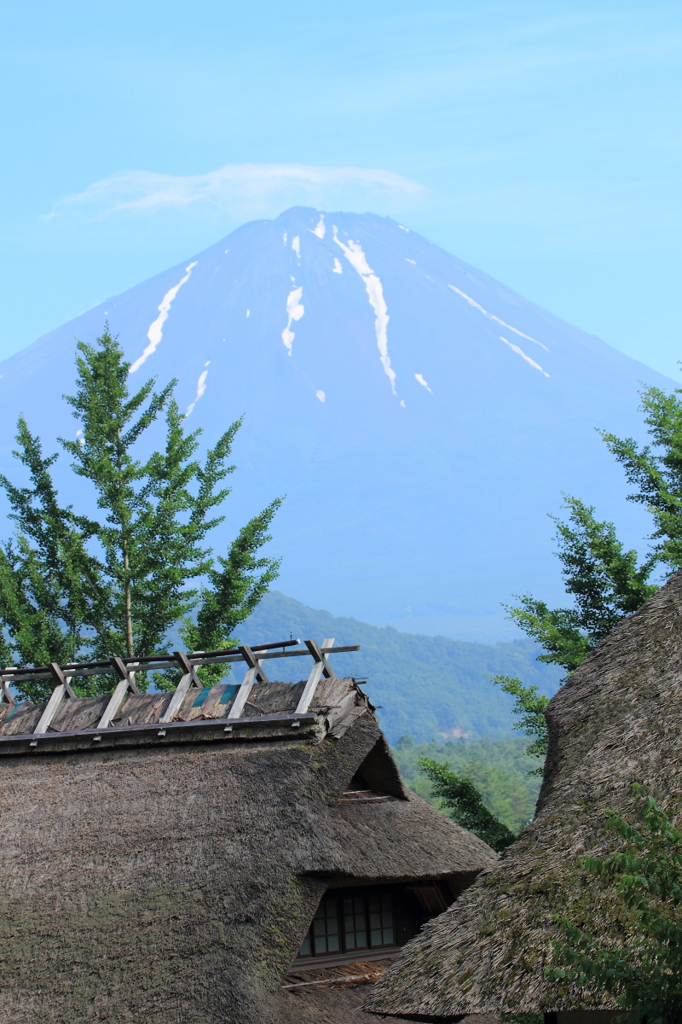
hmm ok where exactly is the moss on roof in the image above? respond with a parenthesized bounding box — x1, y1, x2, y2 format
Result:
(365, 571, 682, 1019)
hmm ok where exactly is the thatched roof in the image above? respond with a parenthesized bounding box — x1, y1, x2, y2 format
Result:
(365, 570, 682, 1020)
(278, 960, 501, 1024)
(0, 664, 495, 1024)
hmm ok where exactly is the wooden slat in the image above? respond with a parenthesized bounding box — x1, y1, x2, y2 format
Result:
(1, 639, 361, 736)
(227, 666, 257, 720)
(158, 673, 192, 724)
(33, 664, 76, 735)
(1, 711, 320, 754)
(228, 646, 271, 720)
(33, 687, 66, 734)
(0, 639, 303, 686)
(295, 638, 335, 714)
(158, 651, 203, 724)
(97, 658, 140, 729)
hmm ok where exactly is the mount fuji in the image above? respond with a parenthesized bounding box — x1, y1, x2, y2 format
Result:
(0, 207, 671, 641)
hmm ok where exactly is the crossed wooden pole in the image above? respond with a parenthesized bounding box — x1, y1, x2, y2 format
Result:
(0, 639, 360, 737)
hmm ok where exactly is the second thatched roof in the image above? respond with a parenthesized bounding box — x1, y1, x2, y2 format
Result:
(365, 569, 682, 1019)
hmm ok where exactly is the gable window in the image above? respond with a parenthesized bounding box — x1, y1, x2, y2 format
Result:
(368, 892, 394, 946)
(312, 898, 341, 954)
(343, 895, 368, 950)
(299, 890, 395, 958)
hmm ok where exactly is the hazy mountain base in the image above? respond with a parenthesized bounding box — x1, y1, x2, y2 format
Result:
(240, 591, 562, 743)
(391, 735, 541, 833)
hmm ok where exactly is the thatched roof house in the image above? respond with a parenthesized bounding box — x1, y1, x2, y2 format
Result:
(365, 573, 682, 1024)
(0, 639, 495, 1024)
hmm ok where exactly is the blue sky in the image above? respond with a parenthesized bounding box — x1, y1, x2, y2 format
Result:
(2, 0, 681, 377)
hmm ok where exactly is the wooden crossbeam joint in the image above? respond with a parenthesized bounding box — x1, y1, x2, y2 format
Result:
(49, 662, 76, 699)
(96, 657, 141, 730)
(158, 652, 204, 725)
(33, 664, 77, 735)
(0, 677, 15, 706)
(295, 638, 336, 715)
(304, 639, 337, 681)
(110, 656, 140, 693)
(238, 645, 270, 684)
(173, 650, 203, 688)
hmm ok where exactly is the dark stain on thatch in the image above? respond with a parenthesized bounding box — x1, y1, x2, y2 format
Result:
(0, 676, 495, 1023)
(365, 570, 682, 1020)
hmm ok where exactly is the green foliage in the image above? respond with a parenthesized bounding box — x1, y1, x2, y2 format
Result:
(180, 510, 282, 686)
(551, 784, 682, 1024)
(0, 330, 281, 699)
(506, 496, 657, 675)
(418, 756, 516, 852)
(0, 418, 103, 671)
(492, 676, 549, 771)
(501, 498, 658, 772)
(602, 384, 682, 574)
(392, 735, 541, 832)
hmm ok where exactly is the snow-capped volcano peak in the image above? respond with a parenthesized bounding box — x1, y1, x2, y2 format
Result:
(0, 207, 670, 640)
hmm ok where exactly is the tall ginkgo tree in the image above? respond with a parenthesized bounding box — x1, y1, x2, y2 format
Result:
(0, 329, 282, 700)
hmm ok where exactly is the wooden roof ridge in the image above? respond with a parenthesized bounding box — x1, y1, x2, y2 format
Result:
(364, 569, 682, 1019)
(0, 637, 363, 755)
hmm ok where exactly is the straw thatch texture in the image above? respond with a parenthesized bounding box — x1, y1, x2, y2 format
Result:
(279, 979, 385, 1023)
(365, 570, 682, 1019)
(0, 676, 345, 735)
(0, 678, 494, 1024)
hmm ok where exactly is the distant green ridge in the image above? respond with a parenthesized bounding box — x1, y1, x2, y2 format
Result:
(241, 591, 561, 743)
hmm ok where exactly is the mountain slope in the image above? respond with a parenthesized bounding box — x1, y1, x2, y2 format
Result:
(0, 207, 671, 640)
(240, 591, 561, 743)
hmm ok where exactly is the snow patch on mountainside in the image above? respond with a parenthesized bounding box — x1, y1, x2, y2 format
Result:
(449, 284, 548, 353)
(130, 261, 197, 373)
(292, 236, 301, 261)
(333, 257, 343, 274)
(311, 215, 326, 238)
(333, 228, 397, 396)
(185, 360, 211, 417)
(316, 390, 325, 403)
(500, 337, 550, 377)
(282, 286, 304, 354)
(415, 373, 432, 392)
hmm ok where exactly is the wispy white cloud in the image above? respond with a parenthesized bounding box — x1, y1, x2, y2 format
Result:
(47, 163, 426, 220)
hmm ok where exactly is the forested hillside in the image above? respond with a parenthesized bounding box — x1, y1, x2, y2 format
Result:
(241, 591, 561, 743)
(391, 735, 540, 833)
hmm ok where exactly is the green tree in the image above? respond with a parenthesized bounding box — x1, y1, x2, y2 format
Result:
(496, 494, 659, 771)
(392, 736, 541, 832)
(503, 383, 682, 706)
(602, 384, 682, 573)
(507, 496, 657, 676)
(0, 329, 282, 700)
(418, 756, 516, 852)
(551, 784, 682, 1024)
(490, 676, 549, 774)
